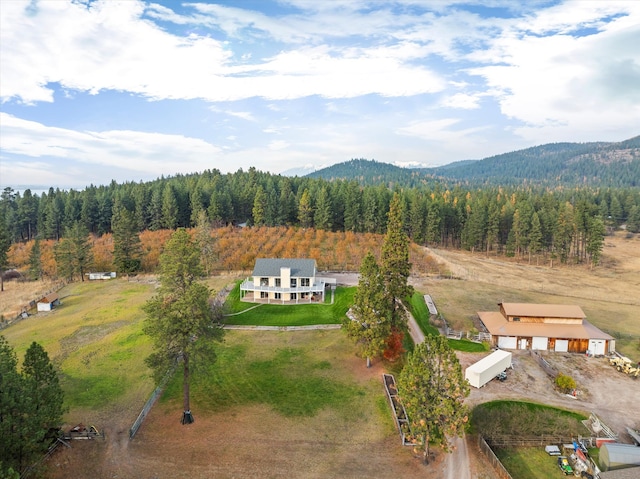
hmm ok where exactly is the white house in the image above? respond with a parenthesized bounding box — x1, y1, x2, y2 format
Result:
(37, 293, 60, 312)
(239, 258, 326, 304)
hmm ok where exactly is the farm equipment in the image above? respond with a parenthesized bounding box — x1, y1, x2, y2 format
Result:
(557, 456, 574, 475)
(609, 356, 640, 378)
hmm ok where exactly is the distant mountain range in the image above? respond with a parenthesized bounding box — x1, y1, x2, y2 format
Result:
(306, 136, 640, 187)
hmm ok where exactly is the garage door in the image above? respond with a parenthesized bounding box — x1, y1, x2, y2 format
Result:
(555, 339, 569, 352)
(589, 340, 606, 356)
(498, 336, 517, 349)
(532, 337, 548, 351)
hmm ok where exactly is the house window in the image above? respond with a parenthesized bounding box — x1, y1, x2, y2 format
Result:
(275, 278, 281, 287)
(260, 277, 269, 286)
(301, 278, 310, 287)
(513, 317, 520, 322)
(275, 292, 281, 299)
(290, 279, 297, 288)
(291, 293, 297, 300)
(260, 291, 268, 299)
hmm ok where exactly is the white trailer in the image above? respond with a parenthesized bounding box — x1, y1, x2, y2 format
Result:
(465, 349, 512, 388)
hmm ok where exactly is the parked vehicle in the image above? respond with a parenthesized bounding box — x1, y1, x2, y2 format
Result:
(495, 371, 507, 381)
(557, 456, 573, 475)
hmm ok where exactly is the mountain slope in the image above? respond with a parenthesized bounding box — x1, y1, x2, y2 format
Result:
(308, 136, 640, 187)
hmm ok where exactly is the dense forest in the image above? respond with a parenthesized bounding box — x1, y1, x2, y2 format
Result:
(2, 158, 640, 282)
(309, 136, 640, 187)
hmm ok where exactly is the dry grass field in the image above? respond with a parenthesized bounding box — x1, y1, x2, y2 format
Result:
(412, 231, 640, 360)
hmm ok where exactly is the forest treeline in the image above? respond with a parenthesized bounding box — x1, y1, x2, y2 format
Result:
(309, 136, 640, 187)
(2, 165, 640, 278)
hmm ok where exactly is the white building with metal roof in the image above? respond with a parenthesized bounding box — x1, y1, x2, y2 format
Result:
(478, 302, 614, 354)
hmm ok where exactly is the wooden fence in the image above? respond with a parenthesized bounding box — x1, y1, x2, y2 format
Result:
(129, 362, 177, 439)
(477, 435, 513, 479)
(530, 349, 558, 378)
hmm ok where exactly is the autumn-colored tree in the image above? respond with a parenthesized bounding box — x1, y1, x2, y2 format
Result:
(398, 335, 469, 464)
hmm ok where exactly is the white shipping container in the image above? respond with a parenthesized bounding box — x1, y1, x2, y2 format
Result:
(465, 349, 513, 388)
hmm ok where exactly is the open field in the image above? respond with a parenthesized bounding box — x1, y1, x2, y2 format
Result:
(412, 231, 640, 360)
(42, 330, 491, 479)
(1, 230, 638, 478)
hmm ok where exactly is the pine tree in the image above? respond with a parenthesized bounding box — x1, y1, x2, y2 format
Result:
(586, 216, 605, 268)
(0, 338, 64, 476)
(67, 222, 94, 281)
(297, 189, 313, 228)
(343, 252, 391, 367)
(0, 220, 10, 292)
(397, 335, 469, 464)
(28, 238, 43, 281)
(380, 193, 413, 331)
(528, 212, 543, 264)
(194, 211, 217, 276)
(112, 206, 143, 275)
(143, 229, 225, 425)
(313, 187, 332, 231)
(252, 186, 267, 226)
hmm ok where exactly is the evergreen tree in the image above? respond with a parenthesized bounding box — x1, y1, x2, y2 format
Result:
(313, 186, 332, 231)
(53, 222, 94, 282)
(0, 337, 64, 476)
(0, 220, 10, 292)
(112, 206, 143, 275)
(297, 189, 313, 228)
(425, 201, 441, 246)
(397, 335, 469, 465)
(161, 184, 179, 230)
(380, 193, 413, 331)
(67, 222, 94, 282)
(143, 229, 225, 425)
(528, 212, 543, 264)
(0, 336, 22, 474)
(53, 237, 75, 282)
(20, 342, 66, 467)
(194, 211, 217, 276)
(252, 186, 267, 226)
(586, 216, 605, 268)
(342, 252, 391, 367)
(627, 205, 640, 233)
(28, 238, 43, 281)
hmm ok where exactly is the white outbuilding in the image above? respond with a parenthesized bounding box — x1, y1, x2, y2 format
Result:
(465, 349, 512, 388)
(37, 293, 60, 312)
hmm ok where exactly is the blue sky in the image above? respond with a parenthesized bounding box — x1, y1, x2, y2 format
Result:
(1, 0, 639, 191)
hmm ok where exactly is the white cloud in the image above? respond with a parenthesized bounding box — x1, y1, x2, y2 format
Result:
(465, 2, 640, 143)
(440, 93, 481, 110)
(268, 140, 290, 150)
(0, 0, 446, 104)
(0, 113, 222, 186)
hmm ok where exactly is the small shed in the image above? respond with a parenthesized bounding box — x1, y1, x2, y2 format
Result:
(37, 293, 60, 312)
(465, 349, 512, 388)
(600, 443, 640, 471)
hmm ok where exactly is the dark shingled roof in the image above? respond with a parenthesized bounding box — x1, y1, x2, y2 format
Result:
(252, 258, 316, 278)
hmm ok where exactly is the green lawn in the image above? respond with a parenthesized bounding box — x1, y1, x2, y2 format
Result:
(472, 401, 589, 479)
(167, 330, 372, 418)
(407, 292, 439, 336)
(2, 279, 156, 416)
(224, 284, 355, 326)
